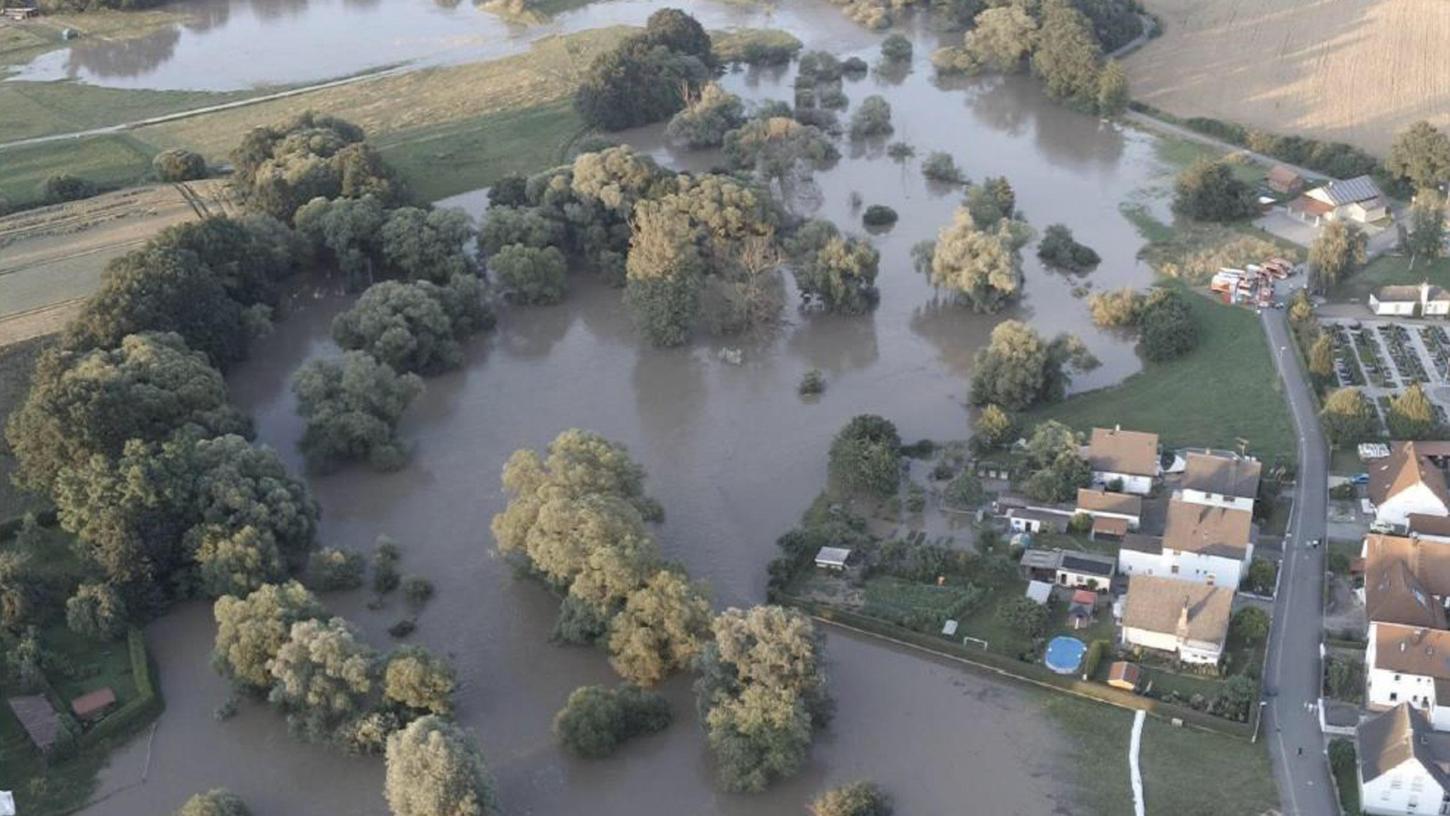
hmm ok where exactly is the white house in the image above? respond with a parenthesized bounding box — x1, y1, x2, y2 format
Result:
(1085, 426, 1159, 495)
(1360, 533, 1450, 628)
(1370, 283, 1450, 318)
(1291, 174, 1390, 225)
(1120, 574, 1233, 665)
(1366, 623, 1450, 730)
(1371, 443, 1450, 529)
(1006, 507, 1070, 534)
(1116, 499, 1254, 588)
(1357, 703, 1450, 816)
(1177, 451, 1261, 514)
(1075, 488, 1143, 530)
(1055, 551, 1116, 591)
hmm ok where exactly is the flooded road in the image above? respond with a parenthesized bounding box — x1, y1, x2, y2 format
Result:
(83, 8, 1178, 815)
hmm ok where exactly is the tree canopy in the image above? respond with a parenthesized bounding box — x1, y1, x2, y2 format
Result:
(174, 789, 251, 816)
(827, 414, 902, 499)
(810, 781, 893, 816)
(292, 351, 425, 472)
(331, 276, 492, 375)
(1388, 121, 1450, 191)
(1172, 159, 1257, 222)
(1308, 220, 1368, 290)
(923, 207, 1026, 311)
(969, 320, 1095, 410)
(230, 112, 399, 222)
(574, 10, 713, 131)
(787, 220, 880, 315)
(553, 684, 672, 758)
(384, 716, 498, 816)
(1320, 387, 1378, 448)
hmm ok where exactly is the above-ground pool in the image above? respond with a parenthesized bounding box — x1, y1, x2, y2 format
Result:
(1044, 636, 1087, 675)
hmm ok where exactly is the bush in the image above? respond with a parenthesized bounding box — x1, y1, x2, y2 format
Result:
(491, 243, 569, 305)
(1244, 559, 1277, 596)
(373, 537, 402, 594)
(175, 789, 251, 816)
(799, 369, 826, 396)
(1082, 639, 1110, 679)
(849, 95, 893, 139)
(862, 205, 898, 227)
(998, 595, 1048, 637)
(403, 576, 434, 610)
(1172, 159, 1257, 222)
(1231, 606, 1270, 643)
(553, 684, 672, 758)
(828, 415, 902, 499)
(810, 780, 893, 816)
(573, 12, 713, 131)
(41, 174, 97, 204)
(841, 56, 868, 75)
(1138, 288, 1199, 362)
(880, 34, 912, 62)
(66, 582, 128, 641)
(1036, 224, 1100, 271)
(306, 547, 365, 591)
(153, 149, 208, 182)
(921, 152, 963, 184)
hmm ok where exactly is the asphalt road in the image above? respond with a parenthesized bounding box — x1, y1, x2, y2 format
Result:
(1260, 309, 1338, 815)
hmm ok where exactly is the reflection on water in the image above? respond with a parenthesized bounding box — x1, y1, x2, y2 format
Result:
(81, 8, 1177, 816)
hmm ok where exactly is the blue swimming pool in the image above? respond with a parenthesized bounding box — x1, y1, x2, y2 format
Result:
(1044, 636, 1087, 675)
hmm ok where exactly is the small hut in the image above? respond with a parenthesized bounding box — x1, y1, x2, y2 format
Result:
(1107, 661, 1141, 691)
(71, 687, 117, 722)
(7, 695, 61, 753)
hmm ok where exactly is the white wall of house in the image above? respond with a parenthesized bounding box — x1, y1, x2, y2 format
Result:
(1056, 569, 1110, 591)
(1361, 759, 1447, 816)
(1177, 638, 1224, 665)
(1370, 297, 1418, 317)
(1116, 548, 1246, 588)
(1080, 509, 1141, 530)
(1376, 484, 1450, 527)
(1427, 300, 1450, 318)
(1366, 664, 1438, 712)
(1009, 516, 1042, 533)
(1177, 488, 1255, 514)
(1121, 626, 1222, 664)
(1093, 470, 1153, 495)
(1117, 548, 1160, 577)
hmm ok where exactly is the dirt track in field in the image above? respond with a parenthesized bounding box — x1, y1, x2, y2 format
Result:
(1125, 0, 1450, 156)
(0, 180, 232, 346)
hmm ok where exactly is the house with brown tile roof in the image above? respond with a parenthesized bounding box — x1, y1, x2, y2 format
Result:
(1356, 703, 1450, 815)
(1075, 488, 1142, 530)
(1367, 624, 1450, 731)
(1120, 574, 1233, 665)
(1117, 498, 1255, 589)
(1178, 451, 1262, 514)
(1370, 442, 1450, 528)
(1085, 427, 1159, 496)
(1360, 534, 1450, 629)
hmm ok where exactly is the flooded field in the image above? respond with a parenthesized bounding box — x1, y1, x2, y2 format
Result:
(71, 5, 1185, 815)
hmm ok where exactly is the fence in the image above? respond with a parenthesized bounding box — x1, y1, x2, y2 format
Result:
(78, 628, 163, 748)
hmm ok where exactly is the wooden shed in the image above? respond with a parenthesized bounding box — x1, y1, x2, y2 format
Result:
(71, 687, 117, 721)
(1107, 661, 1141, 691)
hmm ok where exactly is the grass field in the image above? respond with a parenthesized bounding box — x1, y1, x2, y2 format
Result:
(0, 81, 245, 144)
(1027, 281, 1297, 464)
(1126, 0, 1450, 156)
(1331, 254, 1450, 303)
(0, 134, 155, 207)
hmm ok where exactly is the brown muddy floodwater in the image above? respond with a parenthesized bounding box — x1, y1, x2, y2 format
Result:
(83, 8, 1179, 816)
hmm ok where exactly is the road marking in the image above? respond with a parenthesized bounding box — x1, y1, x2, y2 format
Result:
(1130, 710, 1146, 816)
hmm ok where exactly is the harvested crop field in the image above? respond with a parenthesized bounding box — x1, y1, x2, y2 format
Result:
(1126, 0, 1450, 156)
(0, 180, 231, 345)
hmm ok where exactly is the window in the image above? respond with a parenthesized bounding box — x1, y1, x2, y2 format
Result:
(1392, 692, 1400, 702)
(1171, 565, 1180, 575)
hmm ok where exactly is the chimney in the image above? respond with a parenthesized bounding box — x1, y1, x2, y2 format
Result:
(1175, 597, 1190, 641)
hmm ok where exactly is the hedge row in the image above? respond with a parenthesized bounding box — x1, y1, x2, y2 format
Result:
(79, 628, 163, 749)
(779, 595, 1254, 739)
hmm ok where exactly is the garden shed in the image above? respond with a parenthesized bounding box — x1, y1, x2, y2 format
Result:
(814, 546, 853, 571)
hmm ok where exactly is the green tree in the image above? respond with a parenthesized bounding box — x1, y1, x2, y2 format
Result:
(552, 684, 672, 758)
(666, 82, 746, 148)
(384, 645, 456, 716)
(964, 5, 1037, 72)
(41, 173, 96, 203)
(150, 215, 303, 309)
(1172, 158, 1257, 222)
(723, 117, 838, 184)
(174, 789, 251, 816)
(925, 208, 1025, 311)
(1387, 121, 1450, 190)
(295, 195, 389, 288)
(1095, 58, 1129, 116)
(491, 244, 569, 305)
(268, 616, 378, 743)
(1245, 559, 1277, 596)
(477, 205, 565, 256)
(332, 277, 491, 375)
(230, 112, 398, 222)
(1308, 333, 1336, 384)
(5, 331, 249, 494)
(1088, 287, 1144, 327)
(154, 149, 207, 182)
(574, 29, 710, 131)
(292, 351, 424, 472)
(608, 569, 713, 686)
(1408, 189, 1447, 261)
(788, 220, 879, 315)
(849, 95, 894, 140)
(212, 581, 325, 692)
(1036, 224, 1100, 271)
(880, 33, 912, 61)
(1320, 387, 1378, 448)
(1139, 288, 1200, 362)
(307, 547, 365, 591)
(1231, 605, 1270, 642)
(921, 151, 964, 184)
(810, 780, 893, 816)
(969, 320, 1095, 409)
(973, 404, 1014, 448)
(378, 206, 477, 283)
(1388, 383, 1439, 440)
(65, 582, 128, 640)
(1308, 220, 1368, 290)
(1031, 0, 1103, 109)
(1215, 673, 1256, 721)
(827, 414, 902, 499)
(384, 715, 498, 816)
(998, 595, 1048, 636)
(964, 176, 1017, 226)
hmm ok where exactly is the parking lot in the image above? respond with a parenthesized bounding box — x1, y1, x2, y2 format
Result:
(1322, 318, 1450, 430)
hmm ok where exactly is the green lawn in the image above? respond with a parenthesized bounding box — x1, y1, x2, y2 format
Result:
(1027, 282, 1297, 464)
(0, 81, 245, 144)
(861, 576, 984, 626)
(0, 134, 155, 208)
(374, 98, 585, 202)
(1331, 254, 1450, 303)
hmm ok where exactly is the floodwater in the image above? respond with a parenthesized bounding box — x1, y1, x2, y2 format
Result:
(80, 6, 1180, 815)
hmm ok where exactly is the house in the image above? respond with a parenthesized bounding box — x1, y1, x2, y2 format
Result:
(6, 695, 60, 754)
(1120, 574, 1233, 664)
(1056, 551, 1116, 591)
(1360, 533, 1450, 628)
(1117, 499, 1254, 588)
(1, 7, 39, 20)
(1007, 507, 1069, 534)
(814, 547, 853, 571)
(1107, 661, 1141, 691)
(1291, 175, 1390, 225)
(1177, 451, 1261, 514)
(1366, 623, 1450, 730)
(1076, 488, 1143, 531)
(1266, 165, 1305, 195)
(1085, 427, 1160, 495)
(71, 687, 116, 721)
(1371, 443, 1450, 528)
(1357, 703, 1450, 816)
(1370, 283, 1450, 318)
(1409, 514, 1450, 544)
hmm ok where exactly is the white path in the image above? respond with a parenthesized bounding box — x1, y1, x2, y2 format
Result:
(1129, 709, 1146, 816)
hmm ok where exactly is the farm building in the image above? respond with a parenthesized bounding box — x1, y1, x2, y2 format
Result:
(1120, 574, 1233, 665)
(1368, 282, 1450, 317)
(1290, 175, 1389, 225)
(1266, 165, 1305, 195)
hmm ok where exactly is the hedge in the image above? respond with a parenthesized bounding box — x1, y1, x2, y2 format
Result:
(780, 595, 1254, 739)
(79, 627, 162, 748)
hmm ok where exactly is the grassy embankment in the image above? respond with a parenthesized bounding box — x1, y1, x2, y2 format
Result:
(1046, 694, 1279, 816)
(1330, 254, 1450, 303)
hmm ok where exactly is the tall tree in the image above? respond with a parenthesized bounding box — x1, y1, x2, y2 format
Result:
(292, 352, 424, 472)
(1388, 383, 1438, 440)
(969, 320, 1096, 410)
(924, 208, 1025, 312)
(1172, 159, 1257, 222)
(1095, 58, 1129, 116)
(1408, 189, 1447, 262)
(384, 716, 498, 816)
(1388, 121, 1450, 190)
(607, 569, 713, 686)
(1031, 0, 1104, 109)
(1308, 220, 1368, 290)
(268, 616, 378, 744)
(212, 581, 326, 692)
(1320, 387, 1378, 448)
(965, 6, 1038, 72)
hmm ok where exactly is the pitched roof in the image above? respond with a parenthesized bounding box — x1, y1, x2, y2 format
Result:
(1376, 284, 1425, 303)
(1181, 452, 1262, 499)
(1162, 499, 1253, 559)
(70, 687, 116, 719)
(1077, 488, 1142, 517)
(1122, 575, 1232, 645)
(1363, 533, 1450, 627)
(1267, 165, 1302, 185)
(6, 695, 60, 752)
(1060, 551, 1116, 577)
(1371, 623, 1450, 678)
(1317, 174, 1385, 206)
(1358, 703, 1450, 789)
(1120, 533, 1163, 555)
(1410, 514, 1450, 539)
(1087, 427, 1159, 478)
(1368, 442, 1450, 509)
(1093, 516, 1130, 537)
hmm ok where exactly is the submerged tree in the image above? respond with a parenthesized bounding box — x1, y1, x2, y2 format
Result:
(787, 220, 879, 315)
(331, 277, 491, 375)
(827, 414, 902, 499)
(553, 684, 672, 758)
(292, 351, 424, 472)
(384, 716, 498, 816)
(969, 320, 1095, 410)
(212, 581, 326, 692)
(922, 208, 1026, 312)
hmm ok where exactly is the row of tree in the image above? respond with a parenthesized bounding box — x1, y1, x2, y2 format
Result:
(492, 429, 834, 791)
